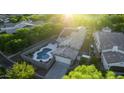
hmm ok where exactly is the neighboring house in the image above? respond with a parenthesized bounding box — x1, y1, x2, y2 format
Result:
(45, 27, 86, 78)
(0, 15, 9, 21)
(94, 28, 124, 74)
(0, 20, 34, 34)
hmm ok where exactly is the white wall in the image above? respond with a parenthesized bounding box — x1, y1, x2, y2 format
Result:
(94, 33, 101, 53)
(101, 53, 109, 70)
(109, 62, 124, 68)
(55, 55, 71, 65)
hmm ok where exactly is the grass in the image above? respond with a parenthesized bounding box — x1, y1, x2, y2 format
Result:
(80, 30, 94, 52)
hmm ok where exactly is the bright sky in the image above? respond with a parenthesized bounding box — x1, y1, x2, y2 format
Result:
(0, 0, 124, 13)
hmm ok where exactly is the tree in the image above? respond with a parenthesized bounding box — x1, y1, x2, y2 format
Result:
(0, 34, 14, 51)
(63, 65, 103, 79)
(117, 75, 124, 79)
(9, 16, 19, 23)
(30, 23, 63, 43)
(63, 65, 124, 79)
(4, 39, 27, 53)
(9, 15, 29, 23)
(106, 71, 124, 79)
(0, 66, 6, 76)
(0, 21, 63, 54)
(0, 30, 30, 54)
(20, 16, 28, 21)
(30, 15, 44, 21)
(16, 28, 30, 39)
(7, 62, 35, 79)
(29, 14, 53, 21)
(106, 71, 116, 79)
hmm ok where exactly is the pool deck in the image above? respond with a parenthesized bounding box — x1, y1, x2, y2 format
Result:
(33, 43, 57, 62)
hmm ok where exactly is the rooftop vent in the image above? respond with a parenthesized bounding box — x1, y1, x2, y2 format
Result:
(112, 46, 118, 52)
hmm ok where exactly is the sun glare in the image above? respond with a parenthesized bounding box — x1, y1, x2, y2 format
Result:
(64, 14, 73, 19)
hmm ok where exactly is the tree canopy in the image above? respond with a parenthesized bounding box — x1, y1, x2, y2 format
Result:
(0, 22, 63, 54)
(63, 65, 124, 79)
(70, 14, 124, 32)
(64, 65, 103, 79)
(9, 15, 29, 23)
(7, 62, 35, 79)
(2, 14, 124, 54)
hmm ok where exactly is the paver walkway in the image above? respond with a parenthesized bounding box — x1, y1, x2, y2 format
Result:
(45, 62, 70, 79)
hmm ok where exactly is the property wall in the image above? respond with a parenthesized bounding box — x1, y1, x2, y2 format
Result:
(55, 55, 71, 65)
(21, 37, 57, 70)
(21, 54, 54, 70)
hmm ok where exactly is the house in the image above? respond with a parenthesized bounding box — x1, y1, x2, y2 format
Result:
(0, 20, 34, 34)
(21, 27, 86, 78)
(94, 28, 124, 74)
(54, 27, 86, 65)
(45, 27, 86, 78)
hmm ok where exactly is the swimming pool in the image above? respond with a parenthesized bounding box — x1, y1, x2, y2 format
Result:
(36, 48, 52, 60)
(33, 43, 57, 62)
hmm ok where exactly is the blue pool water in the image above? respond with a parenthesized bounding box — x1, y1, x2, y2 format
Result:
(37, 48, 52, 60)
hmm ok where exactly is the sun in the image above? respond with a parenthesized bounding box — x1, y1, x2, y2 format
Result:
(64, 14, 73, 21)
(63, 14, 74, 26)
(64, 14, 73, 19)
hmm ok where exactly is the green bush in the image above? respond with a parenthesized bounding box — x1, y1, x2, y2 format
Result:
(63, 65, 103, 79)
(63, 65, 124, 79)
(7, 62, 35, 79)
(4, 39, 26, 53)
